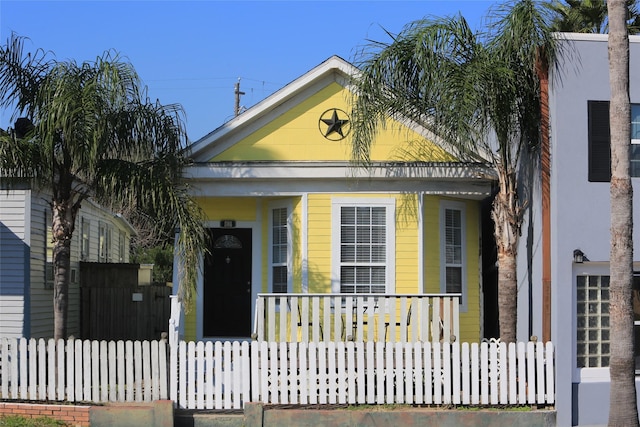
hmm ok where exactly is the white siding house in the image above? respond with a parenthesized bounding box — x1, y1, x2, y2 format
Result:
(0, 184, 135, 339)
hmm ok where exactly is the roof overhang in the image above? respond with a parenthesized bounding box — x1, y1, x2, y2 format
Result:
(185, 161, 497, 200)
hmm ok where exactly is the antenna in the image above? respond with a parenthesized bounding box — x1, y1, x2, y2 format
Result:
(234, 78, 245, 117)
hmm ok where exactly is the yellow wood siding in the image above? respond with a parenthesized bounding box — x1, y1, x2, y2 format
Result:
(196, 197, 257, 221)
(260, 202, 269, 294)
(461, 201, 481, 342)
(291, 198, 303, 294)
(422, 196, 481, 342)
(306, 194, 332, 293)
(211, 83, 456, 163)
(395, 195, 420, 294)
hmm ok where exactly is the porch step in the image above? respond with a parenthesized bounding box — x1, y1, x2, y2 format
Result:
(174, 409, 244, 427)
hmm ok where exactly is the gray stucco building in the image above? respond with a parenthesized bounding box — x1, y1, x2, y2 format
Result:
(518, 33, 640, 426)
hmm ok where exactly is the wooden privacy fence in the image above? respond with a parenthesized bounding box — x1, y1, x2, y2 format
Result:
(81, 262, 171, 341)
(1, 337, 554, 410)
(0, 337, 168, 403)
(169, 340, 555, 410)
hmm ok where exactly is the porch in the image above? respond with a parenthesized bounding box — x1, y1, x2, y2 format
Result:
(252, 293, 460, 343)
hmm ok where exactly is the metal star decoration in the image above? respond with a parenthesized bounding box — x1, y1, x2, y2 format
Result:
(319, 108, 351, 141)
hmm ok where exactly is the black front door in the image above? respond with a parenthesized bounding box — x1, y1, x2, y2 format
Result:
(203, 228, 252, 338)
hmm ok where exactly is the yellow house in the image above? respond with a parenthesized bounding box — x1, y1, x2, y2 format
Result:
(177, 56, 496, 343)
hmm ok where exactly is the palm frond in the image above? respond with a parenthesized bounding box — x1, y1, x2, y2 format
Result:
(0, 34, 54, 120)
(0, 32, 207, 316)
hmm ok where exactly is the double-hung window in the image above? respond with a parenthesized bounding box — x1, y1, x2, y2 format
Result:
(98, 222, 111, 262)
(45, 210, 53, 289)
(440, 201, 466, 309)
(270, 204, 291, 293)
(588, 101, 640, 181)
(118, 230, 126, 262)
(81, 217, 90, 261)
(332, 198, 395, 294)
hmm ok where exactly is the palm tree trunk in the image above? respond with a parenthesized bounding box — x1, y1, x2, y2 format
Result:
(52, 199, 76, 340)
(496, 248, 517, 343)
(492, 166, 521, 343)
(607, 1, 638, 425)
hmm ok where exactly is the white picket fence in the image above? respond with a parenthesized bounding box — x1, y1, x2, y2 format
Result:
(170, 340, 250, 410)
(0, 337, 168, 402)
(169, 339, 555, 409)
(1, 337, 554, 410)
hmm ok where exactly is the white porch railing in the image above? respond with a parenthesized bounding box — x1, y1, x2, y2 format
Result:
(252, 293, 460, 343)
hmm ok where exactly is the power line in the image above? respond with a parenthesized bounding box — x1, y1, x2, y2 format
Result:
(145, 76, 282, 87)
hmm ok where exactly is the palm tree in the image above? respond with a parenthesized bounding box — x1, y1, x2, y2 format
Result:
(546, 0, 640, 34)
(0, 34, 207, 340)
(349, 0, 557, 343)
(607, 1, 638, 425)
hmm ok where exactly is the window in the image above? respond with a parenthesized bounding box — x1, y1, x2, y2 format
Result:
(576, 273, 640, 373)
(632, 104, 640, 142)
(332, 198, 395, 294)
(576, 275, 610, 368)
(588, 101, 640, 181)
(81, 217, 90, 261)
(440, 202, 466, 308)
(45, 210, 53, 289)
(98, 222, 111, 262)
(270, 206, 289, 293)
(444, 208, 463, 293)
(118, 231, 126, 262)
(635, 276, 640, 373)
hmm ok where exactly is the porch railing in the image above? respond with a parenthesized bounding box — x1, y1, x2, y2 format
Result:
(252, 293, 460, 343)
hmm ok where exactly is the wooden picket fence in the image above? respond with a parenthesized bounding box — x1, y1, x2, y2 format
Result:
(0, 337, 168, 402)
(0, 337, 554, 410)
(169, 339, 554, 409)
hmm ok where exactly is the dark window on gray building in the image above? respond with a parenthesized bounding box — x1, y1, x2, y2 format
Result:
(588, 101, 640, 182)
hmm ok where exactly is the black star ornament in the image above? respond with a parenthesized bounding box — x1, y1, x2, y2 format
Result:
(319, 108, 351, 141)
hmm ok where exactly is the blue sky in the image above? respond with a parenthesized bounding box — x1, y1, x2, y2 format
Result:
(1, 1, 496, 142)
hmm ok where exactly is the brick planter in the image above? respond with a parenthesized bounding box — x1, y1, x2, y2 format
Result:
(0, 402, 90, 426)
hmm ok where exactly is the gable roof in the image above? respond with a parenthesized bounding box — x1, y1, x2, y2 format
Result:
(188, 56, 357, 162)
(183, 55, 497, 200)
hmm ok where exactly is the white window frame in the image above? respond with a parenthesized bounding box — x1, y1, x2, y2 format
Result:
(98, 222, 112, 262)
(573, 262, 611, 382)
(439, 200, 467, 311)
(45, 209, 53, 289)
(573, 262, 640, 382)
(331, 197, 396, 294)
(268, 200, 292, 293)
(118, 230, 126, 262)
(81, 217, 90, 261)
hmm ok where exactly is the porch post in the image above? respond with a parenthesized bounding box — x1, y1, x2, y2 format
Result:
(168, 295, 182, 405)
